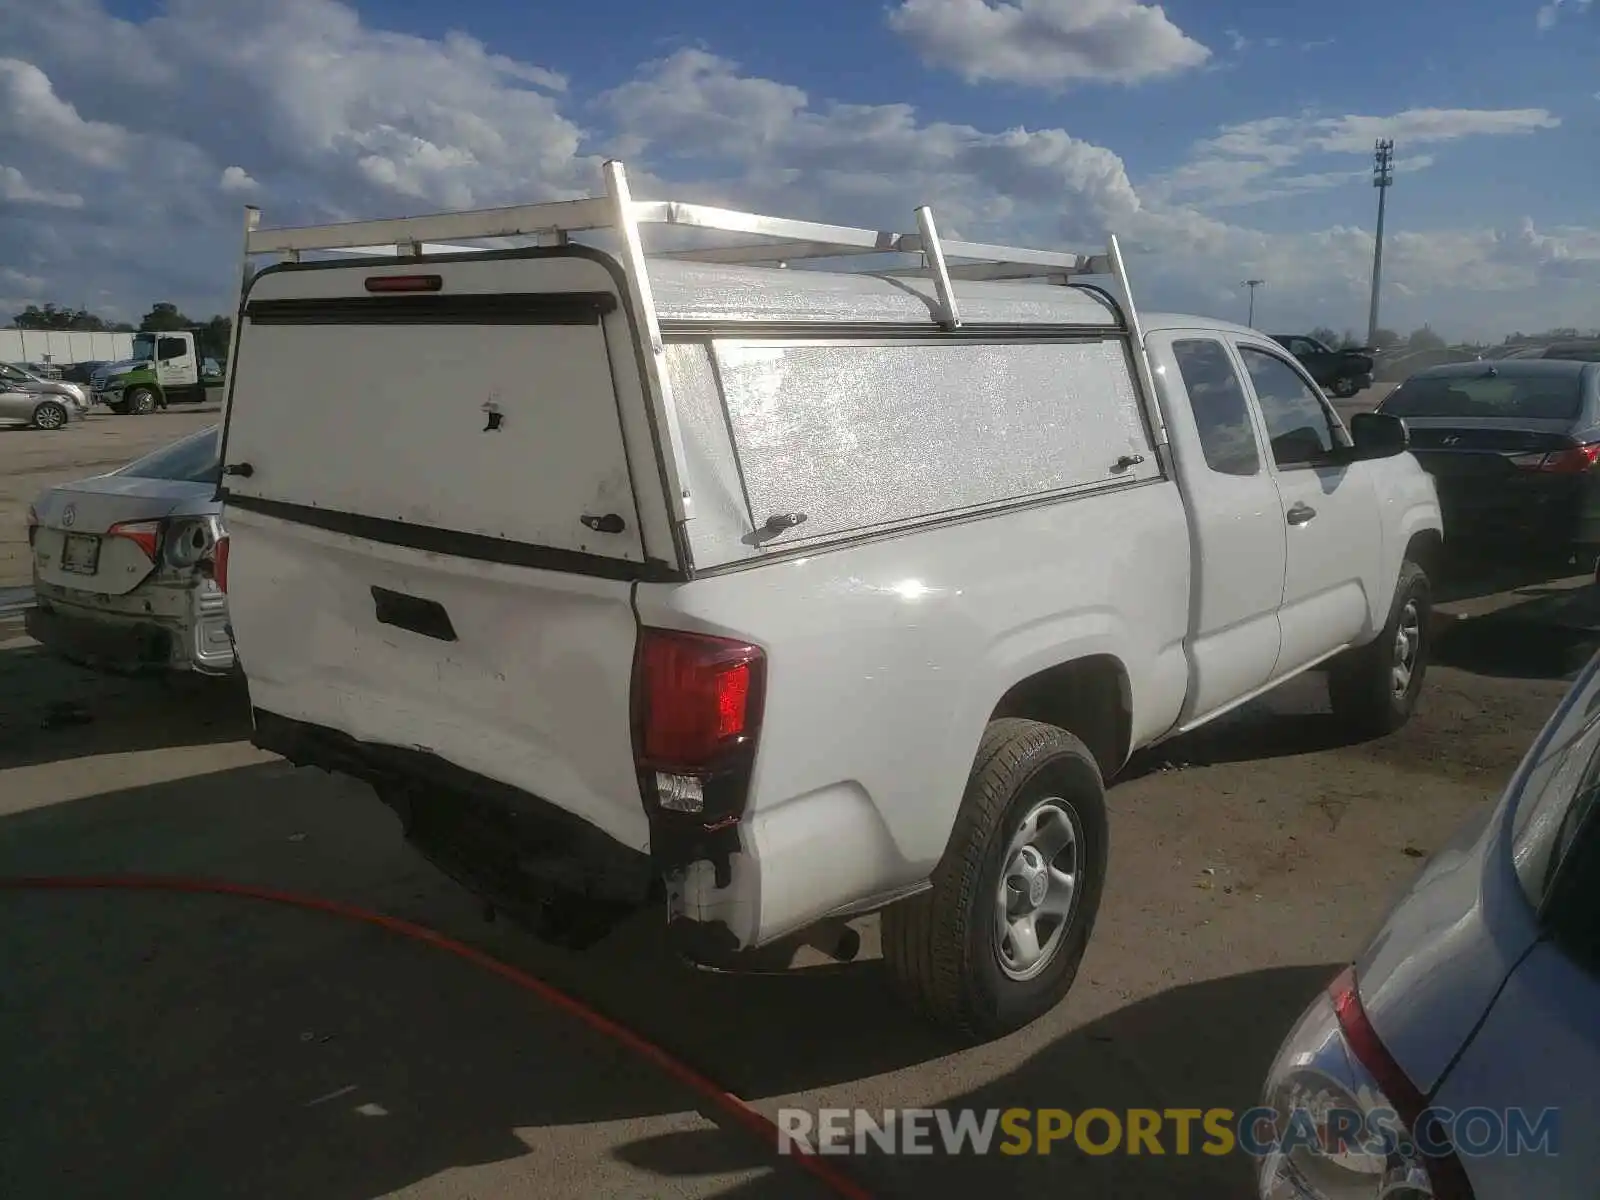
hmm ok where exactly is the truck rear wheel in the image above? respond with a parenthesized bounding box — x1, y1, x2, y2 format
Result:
(881, 718, 1108, 1040)
(1327, 560, 1431, 738)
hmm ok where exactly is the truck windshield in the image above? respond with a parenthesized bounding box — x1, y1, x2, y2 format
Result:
(115, 426, 221, 484)
(1383, 373, 1584, 420)
(131, 335, 155, 362)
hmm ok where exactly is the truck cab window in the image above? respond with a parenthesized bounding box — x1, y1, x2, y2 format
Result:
(1239, 346, 1343, 468)
(158, 337, 186, 361)
(1172, 338, 1260, 476)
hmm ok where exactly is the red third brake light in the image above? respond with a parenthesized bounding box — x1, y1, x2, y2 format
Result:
(107, 519, 162, 561)
(634, 629, 766, 772)
(364, 274, 443, 293)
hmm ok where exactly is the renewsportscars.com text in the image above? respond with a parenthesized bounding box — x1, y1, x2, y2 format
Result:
(776, 1106, 1560, 1158)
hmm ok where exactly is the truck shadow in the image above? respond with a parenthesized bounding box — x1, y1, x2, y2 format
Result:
(0, 642, 252, 770)
(615, 963, 1336, 1198)
(0, 750, 1332, 1198)
(0, 761, 952, 1199)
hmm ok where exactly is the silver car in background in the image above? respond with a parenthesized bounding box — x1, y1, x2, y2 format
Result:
(0, 361, 90, 429)
(1258, 647, 1600, 1199)
(25, 425, 233, 674)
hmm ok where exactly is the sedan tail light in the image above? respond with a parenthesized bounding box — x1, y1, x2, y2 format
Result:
(106, 519, 162, 561)
(210, 535, 230, 592)
(1509, 442, 1600, 474)
(1256, 966, 1475, 1199)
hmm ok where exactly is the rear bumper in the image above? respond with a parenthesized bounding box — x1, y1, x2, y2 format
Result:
(26, 585, 235, 674)
(244, 708, 876, 964)
(1424, 468, 1600, 552)
(250, 709, 658, 940)
(25, 603, 173, 669)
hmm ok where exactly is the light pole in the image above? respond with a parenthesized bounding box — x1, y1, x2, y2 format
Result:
(1367, 139, 1394, 348)
(1242, 279, 1265, 327)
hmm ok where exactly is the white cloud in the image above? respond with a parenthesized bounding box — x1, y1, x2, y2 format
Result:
(0, 163, 83, 208)
(1153, 107, 1557, 208)
(0, 57, 124, 168)
(219, 165, 258, 193)
(1537, 0, 1593, 29)
(0, 0, 1591, 343)
(886, 0, 1209, 89)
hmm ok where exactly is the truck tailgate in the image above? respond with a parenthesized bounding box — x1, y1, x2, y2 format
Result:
(219, 249, 674, 852)
(226, 508, 649, 851)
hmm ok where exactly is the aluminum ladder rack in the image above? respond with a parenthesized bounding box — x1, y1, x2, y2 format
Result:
(227, 159, 1169, 525)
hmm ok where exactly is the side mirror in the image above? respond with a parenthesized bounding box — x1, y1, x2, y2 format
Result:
(1349, 411, 1409, 460)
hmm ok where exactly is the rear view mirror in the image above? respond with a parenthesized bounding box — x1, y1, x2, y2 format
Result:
(1350, 411, 1408, 460)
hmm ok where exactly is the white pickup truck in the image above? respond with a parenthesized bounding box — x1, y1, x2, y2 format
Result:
(215, 164, 1443, 1038)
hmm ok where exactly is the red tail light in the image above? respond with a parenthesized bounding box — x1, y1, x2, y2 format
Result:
(1512, 442, 1600, 474)
(212, 535, 230, 592)
(107, 519, 162, 561)
(1329, 968, 1477, 1198)
(632, 628, 766, 824)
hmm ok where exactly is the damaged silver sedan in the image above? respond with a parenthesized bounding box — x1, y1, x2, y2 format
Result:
(25, 425, 233, 674)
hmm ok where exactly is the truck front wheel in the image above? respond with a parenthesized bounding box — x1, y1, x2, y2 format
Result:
(125, 387, 158, 415)
(881, 718, 1108, 1041)
(1327, 559, 1431, 738)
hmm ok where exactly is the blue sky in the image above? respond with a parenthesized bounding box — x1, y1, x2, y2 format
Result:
(3, 0, 1597, 340)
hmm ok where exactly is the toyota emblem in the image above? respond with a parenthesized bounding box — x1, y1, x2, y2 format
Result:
(61, 503, 76, 528)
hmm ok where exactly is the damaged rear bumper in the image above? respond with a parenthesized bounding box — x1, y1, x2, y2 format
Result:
(251, 709, 658, 944)
(247, 710, 891, 966)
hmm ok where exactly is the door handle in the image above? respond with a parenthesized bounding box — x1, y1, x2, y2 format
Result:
(1286, 502, 1317, 526)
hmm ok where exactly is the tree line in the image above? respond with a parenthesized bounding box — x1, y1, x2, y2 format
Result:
(10, 302, 233, 359)
(1308, 324, 1599, 354)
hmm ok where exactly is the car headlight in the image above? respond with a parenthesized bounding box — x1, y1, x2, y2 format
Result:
(1257, 967, 1475, 1200)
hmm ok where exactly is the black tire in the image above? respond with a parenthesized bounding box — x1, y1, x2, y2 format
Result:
(1331, 377, 1360, 398)
(881, 718, 1109, 1040)
(1327, 560, 1431, 738)
(126, 387, 157, 415)
(32, 401, 69, 430)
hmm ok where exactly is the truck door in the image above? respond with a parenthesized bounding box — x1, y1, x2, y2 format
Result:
(1148, 332, 1286, 727)
(155, 334, 195, 390)
(1233, 340, 1385, 677)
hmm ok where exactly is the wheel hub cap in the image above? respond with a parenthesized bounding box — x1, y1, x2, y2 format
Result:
(1392, 599, 1421, 698)
(995, 798, 1082, 982)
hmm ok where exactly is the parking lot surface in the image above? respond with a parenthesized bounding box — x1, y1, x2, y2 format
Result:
(1, 388, 1593, 1199)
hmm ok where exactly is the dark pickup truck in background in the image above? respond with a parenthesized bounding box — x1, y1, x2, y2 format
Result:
(1270, 334, 1376, 398)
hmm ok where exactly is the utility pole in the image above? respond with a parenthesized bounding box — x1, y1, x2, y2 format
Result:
(1367, 139, 1394, 348)
(1242, 279, 1265, 327)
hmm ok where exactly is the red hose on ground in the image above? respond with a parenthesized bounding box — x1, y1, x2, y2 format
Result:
(0, 873, 876, 1200)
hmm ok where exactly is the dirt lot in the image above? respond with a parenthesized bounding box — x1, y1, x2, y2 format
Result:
(0, 391, 1594, 1199)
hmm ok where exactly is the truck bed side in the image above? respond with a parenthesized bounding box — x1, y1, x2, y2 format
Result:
(637, 469, 1191, 950)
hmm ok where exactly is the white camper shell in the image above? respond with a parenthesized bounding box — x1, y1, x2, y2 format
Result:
(218, 161, 1443, 1038)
